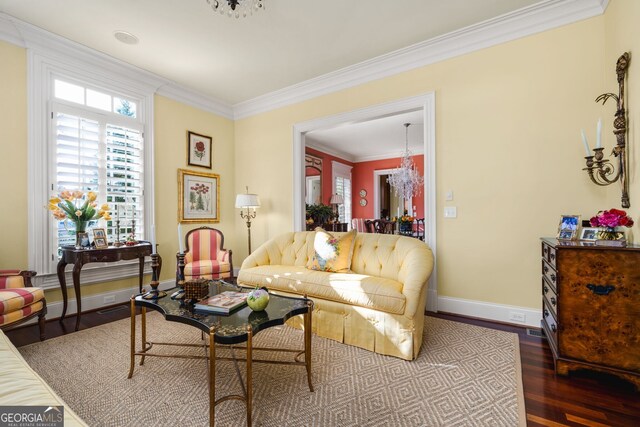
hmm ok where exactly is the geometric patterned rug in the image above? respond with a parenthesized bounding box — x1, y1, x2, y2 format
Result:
(19, 313, 525, 426)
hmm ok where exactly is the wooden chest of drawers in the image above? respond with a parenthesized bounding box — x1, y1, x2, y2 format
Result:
(541, 238, 640, 389)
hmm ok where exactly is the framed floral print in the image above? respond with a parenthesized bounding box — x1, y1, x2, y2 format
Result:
(187, 131, 212, 169)
(178, 169, 220, 223)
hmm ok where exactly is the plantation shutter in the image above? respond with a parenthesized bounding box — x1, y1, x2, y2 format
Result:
(53, 104, 144, 252)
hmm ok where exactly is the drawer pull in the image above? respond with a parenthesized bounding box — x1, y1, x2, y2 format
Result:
(586, 284, 615, 296)
(544, 309, 549, 318)
(543, 265, 549, 273)
(550, 274, 556, 282)
(551, 324, 557, 333)
(550, 297, 556, 306)
(543, 285, 549, 294)
(550, 253, 555, 260)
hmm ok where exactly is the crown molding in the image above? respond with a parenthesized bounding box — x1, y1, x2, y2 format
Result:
(354, 150, 424, 164)
(0, 13, 233, 119)
(305, 141, 355, 163)
(233, 0, 606, 119)
(156, 83, 233, 119)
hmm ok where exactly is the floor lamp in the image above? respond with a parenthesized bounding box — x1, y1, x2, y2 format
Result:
(236, 187, 261, 254)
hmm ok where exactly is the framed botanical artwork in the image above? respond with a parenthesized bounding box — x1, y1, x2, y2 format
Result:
(580, 227, 599, 241)
(178, 169, 220, 223)
(187, 131, 212, 169)
(557, 214, 581, 240)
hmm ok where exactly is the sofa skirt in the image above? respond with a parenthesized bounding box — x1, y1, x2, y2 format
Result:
(269, 285, 427, 361)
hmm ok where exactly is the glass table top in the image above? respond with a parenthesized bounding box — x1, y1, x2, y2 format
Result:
(134, 280, 310, 344)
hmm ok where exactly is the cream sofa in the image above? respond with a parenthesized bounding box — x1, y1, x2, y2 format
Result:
(0, 330, 87, 426)
(237, 231, 434, 360)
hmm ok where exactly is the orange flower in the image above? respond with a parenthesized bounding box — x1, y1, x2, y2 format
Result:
(72, 190, 84, 200)
(75, 210, 83, 218)
(100, 204, 109, 211)
(87, 191, 97, 202)
(59, 190, 73, 201)
(53, 209, 67, 220)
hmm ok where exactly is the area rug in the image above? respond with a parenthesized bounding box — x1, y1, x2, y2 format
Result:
(19, 313, 525, 426)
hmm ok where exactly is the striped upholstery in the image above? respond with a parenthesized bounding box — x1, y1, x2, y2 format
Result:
(0, 288, 45, 315)
(183, 227, 232, 280)
(0, 300, 45, 326)
(0, 273, 27, 289)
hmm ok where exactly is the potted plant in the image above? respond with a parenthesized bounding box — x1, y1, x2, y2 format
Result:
(306, 203, 335, 225)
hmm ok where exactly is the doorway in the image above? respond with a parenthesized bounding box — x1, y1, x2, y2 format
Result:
(292, 93, 437, 311)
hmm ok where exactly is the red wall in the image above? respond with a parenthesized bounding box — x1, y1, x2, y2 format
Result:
(351, 155, 425, 219)
(305, 147, 354, 205)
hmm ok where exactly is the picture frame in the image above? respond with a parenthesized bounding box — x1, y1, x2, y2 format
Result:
(178, 169, 220, 223)
(76, 232, 90, 248)
(187, 131, 212, 169)
(94, 237, 108, 249)
(93, 228, 106, 240)
(557, 214, 581, 240)
(580, 227, 599, 241)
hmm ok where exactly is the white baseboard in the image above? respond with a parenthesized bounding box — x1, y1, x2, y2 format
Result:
(437, 296, 541, 328)
(44, 279, 176, 320)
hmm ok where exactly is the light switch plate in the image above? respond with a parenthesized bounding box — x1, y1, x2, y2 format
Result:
(446, 190, 454, 201)
(444, 207, 457, 218)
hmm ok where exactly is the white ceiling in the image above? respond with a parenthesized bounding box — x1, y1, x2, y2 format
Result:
(0, 0, 539, 105)
(306, 110, 425, 163)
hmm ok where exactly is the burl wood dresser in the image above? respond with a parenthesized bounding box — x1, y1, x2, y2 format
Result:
(541, 238, 640, 389)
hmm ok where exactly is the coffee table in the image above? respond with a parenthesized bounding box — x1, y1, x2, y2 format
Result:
(127, 280, 313, 427)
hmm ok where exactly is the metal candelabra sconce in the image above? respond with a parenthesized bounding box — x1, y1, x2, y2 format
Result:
(583, 52, 631, 208)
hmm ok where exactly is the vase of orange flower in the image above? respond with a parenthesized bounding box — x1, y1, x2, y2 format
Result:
(47, 190, 112, 248)
(398, 211, 415, 236)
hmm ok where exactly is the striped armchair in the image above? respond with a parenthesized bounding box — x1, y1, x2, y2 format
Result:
(0, 270, 46, 340)
(182, 227, 233, 281)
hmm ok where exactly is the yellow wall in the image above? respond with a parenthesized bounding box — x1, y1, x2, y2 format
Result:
(235, 7, 638, 310)
(0, 41, 27, 267)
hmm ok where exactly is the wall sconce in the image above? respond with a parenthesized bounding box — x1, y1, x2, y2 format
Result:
(582, 52, 631, 208)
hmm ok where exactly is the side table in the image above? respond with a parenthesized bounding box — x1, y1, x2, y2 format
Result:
(57, 242, 162, 331)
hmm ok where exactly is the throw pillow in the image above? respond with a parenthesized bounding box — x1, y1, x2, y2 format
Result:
(306, 228, 357, 273)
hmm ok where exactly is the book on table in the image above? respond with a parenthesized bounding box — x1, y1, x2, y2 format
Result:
(194, 291, 248, 314)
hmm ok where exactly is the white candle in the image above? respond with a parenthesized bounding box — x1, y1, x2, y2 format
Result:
(151, 225, 156, 252)
(596, 118, 602, 148)
(581, 129, 590, 156)
(178, 223, 184, 253)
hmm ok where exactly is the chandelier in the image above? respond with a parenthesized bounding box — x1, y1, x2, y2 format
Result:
(387, 123, 424, 200)
(205, 0, 265, 18)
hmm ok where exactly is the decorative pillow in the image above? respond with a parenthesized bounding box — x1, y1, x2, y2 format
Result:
(306, 228, 357, 273)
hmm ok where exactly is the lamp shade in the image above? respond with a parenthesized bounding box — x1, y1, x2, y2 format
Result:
(329, 194, 344, 204)
(235, 193, 261, 208)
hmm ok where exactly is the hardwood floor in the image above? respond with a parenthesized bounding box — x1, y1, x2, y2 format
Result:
(5, 307, 639, 426)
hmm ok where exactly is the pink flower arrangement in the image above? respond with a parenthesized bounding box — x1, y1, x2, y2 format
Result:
(590, 209, 634, 229)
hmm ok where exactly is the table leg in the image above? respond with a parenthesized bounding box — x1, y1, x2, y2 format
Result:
(127, 297, 136, 379)
(72, 260, 83, 331)
(246, 325, 253, 427)
(140, 307, 147, 366)
(57, 260, 68, 322)
(304, 301, 314, 392)
(138, 256, 144, 293)
(209, 328, 216, 427)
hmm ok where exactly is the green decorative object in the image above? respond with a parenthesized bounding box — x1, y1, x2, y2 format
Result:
(247, 287, 270, 311)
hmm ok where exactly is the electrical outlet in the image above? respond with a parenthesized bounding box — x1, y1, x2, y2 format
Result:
(444, 207, 457, 218)
(103, 295, 116, 304)
(509, 311, 526, 323)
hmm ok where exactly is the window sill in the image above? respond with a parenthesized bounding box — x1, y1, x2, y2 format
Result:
(35, 259, 153, 290)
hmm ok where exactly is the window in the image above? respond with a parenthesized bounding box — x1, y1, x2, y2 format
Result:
(51, 96, 144, 255)
(332, 161, 352, 226)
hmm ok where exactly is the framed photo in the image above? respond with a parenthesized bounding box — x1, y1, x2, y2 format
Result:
(187, 131, 212, 169)
(94, 237, 108, 249)
(93, 228, 106, 240)
(580, 227, 599, 241)
(178, 169, 220, 223)
(557, 215, 581, 240)
(76, 232, 90, 248)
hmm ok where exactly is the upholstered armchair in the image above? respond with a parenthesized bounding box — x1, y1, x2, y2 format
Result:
(0, 270, 46, 340)
(180, 227, 233, 281)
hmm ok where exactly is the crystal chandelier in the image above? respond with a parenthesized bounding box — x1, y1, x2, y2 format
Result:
(387, 123, 424, 201)
(205, 0, 265, 18)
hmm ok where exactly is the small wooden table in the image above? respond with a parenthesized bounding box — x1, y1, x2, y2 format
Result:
(57, 242, 161, 331)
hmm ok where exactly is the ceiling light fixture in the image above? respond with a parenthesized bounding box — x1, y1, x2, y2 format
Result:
(205, 0, 265, 18)
(387, 123, 424, 201)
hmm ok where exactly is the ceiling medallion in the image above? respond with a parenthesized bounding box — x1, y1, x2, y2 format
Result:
(205, 0, 265, 18)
